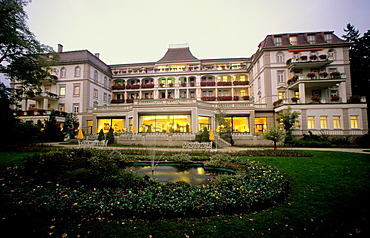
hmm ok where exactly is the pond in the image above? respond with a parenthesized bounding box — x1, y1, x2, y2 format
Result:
(128, 163, 235, 185)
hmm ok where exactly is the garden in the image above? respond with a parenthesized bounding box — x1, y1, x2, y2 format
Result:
(0, 146, 369, 237)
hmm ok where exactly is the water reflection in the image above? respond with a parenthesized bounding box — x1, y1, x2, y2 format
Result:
(128, 165, 230, 185)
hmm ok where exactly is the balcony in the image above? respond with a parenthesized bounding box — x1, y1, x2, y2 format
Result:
(23, 91, 59, 100)
(15, 109, 67, 117)
(286, 56, 333, 70)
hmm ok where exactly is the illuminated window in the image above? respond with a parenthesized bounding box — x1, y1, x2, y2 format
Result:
(254, 117, 267, 133)
(290, 36, 297, 45)
(93, 89, 98, 99)
(59, 85, 66, 96)
(97, 118, 125, 133)
(138, 115, 191, 133)
(350, 116, 359, 129)
(333, 116, 341, 129)
(198, 116, 210, 131)
(278, 92, 285, 99)
(307, 116, 315, 129)
(320, 116, 328, 129)
(240, 75, 246, 81)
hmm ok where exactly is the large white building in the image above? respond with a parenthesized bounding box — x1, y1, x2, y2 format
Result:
(12, 31, 368, 146)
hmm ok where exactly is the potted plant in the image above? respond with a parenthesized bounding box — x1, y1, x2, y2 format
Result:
(181, 82, 187, 87)
(300, 55, 308, 61)
(311, 96, 321, 102)
(331, 95, 340, 101)
(159, 83, 164, 87)
(169, 83, 174, 87)
(190, 82, 195, 86)
(319, 54, 327, 60)
(233, 96, 239, 101)
(273, 99, 283, 107)
(330, 71, 341, 79)
(242, 96, 250, 100)
(306, 72, 316, 79)
(291, 97, 299, 103)
(350, 95, 361, 103)
(309, 55, 318, 61)
(319, 71, 328, 78)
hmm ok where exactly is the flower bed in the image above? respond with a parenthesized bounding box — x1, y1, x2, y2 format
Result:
(1, 150, 290, 220)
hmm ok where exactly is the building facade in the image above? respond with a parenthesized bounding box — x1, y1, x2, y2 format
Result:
(12, 32, 368, 145)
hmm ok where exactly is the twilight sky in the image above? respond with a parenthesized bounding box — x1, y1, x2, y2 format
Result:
(20, 0, 370, 65)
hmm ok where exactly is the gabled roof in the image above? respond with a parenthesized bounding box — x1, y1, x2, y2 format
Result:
(157, 45, 199, 63)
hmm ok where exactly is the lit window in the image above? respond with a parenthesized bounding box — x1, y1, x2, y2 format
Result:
(93, 89, 98, 99)
(307, 116, 315, 129)
(290, 36, 297, 45)
(277, 71, 285, 83)
(59, 86, 66, 96)
(276, 53, 284, 63)
(240, 75, 246, 81)
(350, 116, 359, 129)
(74, 66, 81, 77)
(320, 116, 328, 129)
(307, 35, 315, 44)
(60, 67, 66, 78)
(333, 116, 341, 129)
(278, 92, 285, 99)
(73, 85, 80, 96)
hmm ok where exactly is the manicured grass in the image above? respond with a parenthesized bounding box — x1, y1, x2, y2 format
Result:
(1, 150, 369, 237)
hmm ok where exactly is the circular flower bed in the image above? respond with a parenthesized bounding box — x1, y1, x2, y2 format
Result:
(1, 150, 290, 220)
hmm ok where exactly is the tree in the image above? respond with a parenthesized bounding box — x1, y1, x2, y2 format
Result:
(63, 113, 79, 139)
(106, 127, 115, 144)
(42, 110, 64, 142)
(1, 0, 57, 90)
(98, 129, 105, 141)
(343, 24, 370, 132)
(276, 106, 300, 144)
(215, 107, 234, 145)
(263, 127, 285, 150)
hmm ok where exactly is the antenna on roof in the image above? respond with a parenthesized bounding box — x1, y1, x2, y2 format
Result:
(169, 43, 189, 49)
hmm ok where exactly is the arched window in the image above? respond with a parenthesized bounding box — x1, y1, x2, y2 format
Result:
(276, 52, 284, 63)
(60, 67, 66, 78)
(94, 70, 98, 81)
(104, 76, 107, 87)
(74, 66, 81, 77)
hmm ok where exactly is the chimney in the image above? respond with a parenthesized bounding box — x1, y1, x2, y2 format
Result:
(94, 53, 100, 58)
(58, 44, 63, 53)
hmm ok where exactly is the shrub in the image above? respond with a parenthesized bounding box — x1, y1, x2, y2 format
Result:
(98, 129, 105, 141)
(106, 127, 114, 144)
(171, 153, 192, 163)
(207, 153, 233, 167)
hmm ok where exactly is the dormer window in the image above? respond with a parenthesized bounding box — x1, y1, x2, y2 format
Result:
(274, 37, 281, 46)
(307, 35, 315, 44)
(324, 34, 332, 43)
(290, 36, 297, 45)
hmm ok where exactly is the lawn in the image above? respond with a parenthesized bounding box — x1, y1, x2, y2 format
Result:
(0, 150, 369, 237)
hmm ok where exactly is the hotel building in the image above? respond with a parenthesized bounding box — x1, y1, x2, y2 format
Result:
(12, 31, 368, 146)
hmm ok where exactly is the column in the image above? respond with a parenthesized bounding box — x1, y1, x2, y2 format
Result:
(339, 82, 347, 103)
(298, 83, 306, 103)
(43, 98, 48, 110)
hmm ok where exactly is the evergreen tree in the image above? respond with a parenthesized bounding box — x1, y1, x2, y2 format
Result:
(98, 129, 105, 141)
(63, 113, 79, 139)
(42, 110, 64, 142)
(106, 127, 115, 144)
(343, 24, 370, 132)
